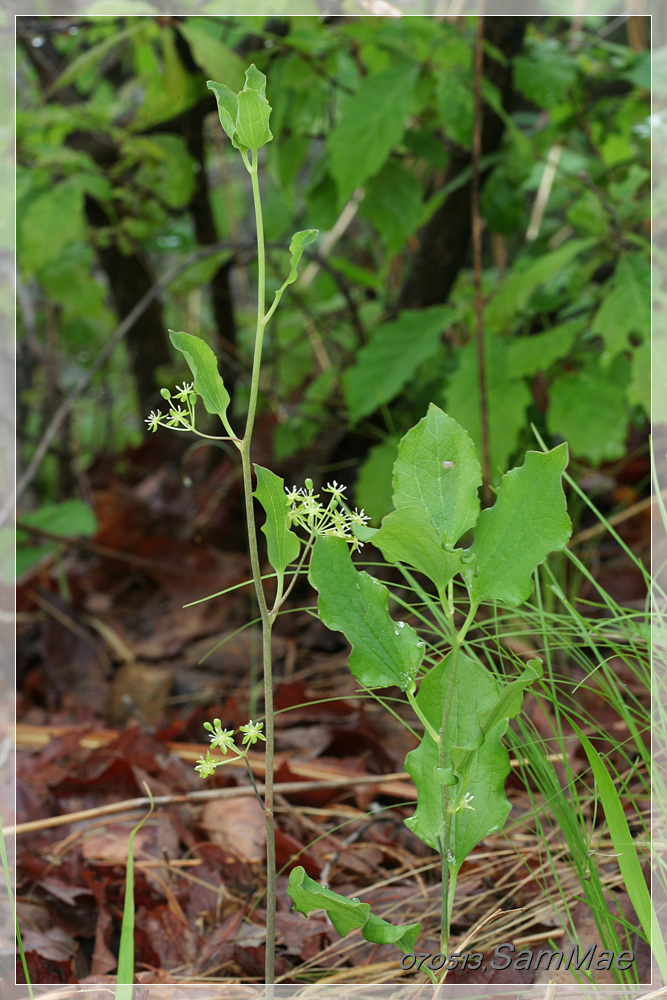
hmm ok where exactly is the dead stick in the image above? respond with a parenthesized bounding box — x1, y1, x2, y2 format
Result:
(7, 773, 414, 836)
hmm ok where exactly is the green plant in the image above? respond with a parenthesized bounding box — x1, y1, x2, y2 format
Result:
(145, 59, 654, 986)
(147, 65, 318, 985)
(147, 61, 578, 981)
(287, 405, 572, 961)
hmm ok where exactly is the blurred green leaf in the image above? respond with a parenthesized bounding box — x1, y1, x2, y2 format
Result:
(328, 63, 419, 204)
(344, 307, 451, 424)
(548, 361, 630, 462)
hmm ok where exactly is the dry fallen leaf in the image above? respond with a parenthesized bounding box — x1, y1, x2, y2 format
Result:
(200, 797, 266, 862)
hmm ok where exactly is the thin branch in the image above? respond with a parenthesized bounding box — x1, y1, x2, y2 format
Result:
(7, 772, 413, 837)
(472, 13, 491, 503)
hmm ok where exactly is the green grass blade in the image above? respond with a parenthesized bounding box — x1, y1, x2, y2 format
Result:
(0, 811, 34, 998)
(571, 721, 667, 980)
(116, 784, 154, 999)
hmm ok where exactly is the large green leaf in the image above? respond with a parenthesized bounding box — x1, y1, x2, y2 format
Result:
(373, 507, 462, 600)
(392, 404, 482, 547)
(344, 307, 451, 424)
(308, 535, 423, 693)
(253, 466, 300, 592)
(466, 445, 571, 607)
(327, 63, 419, 205)
(169, 331, 231, 424)
(547, 363, 629, 463)
(405, 652, 520, 863)
(288, 866, 420, 953)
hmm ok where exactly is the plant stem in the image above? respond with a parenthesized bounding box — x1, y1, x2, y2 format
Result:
(240, 148, 276, 986)
(437, 597, 478, 954)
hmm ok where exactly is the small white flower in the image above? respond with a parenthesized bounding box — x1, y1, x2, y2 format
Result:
(323, 480, 347, 503)
(174, 381, 195, 402)
(145, 410, 162, 432)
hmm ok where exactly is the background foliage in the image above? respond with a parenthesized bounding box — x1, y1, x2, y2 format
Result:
(17, 13, 650, 520)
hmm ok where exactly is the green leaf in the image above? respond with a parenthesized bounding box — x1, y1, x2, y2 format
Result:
(20, 499, 98, 538)
(176, 21, 245, 91)
(571, 721, 667, 982)
(286, 229, 318, 281)
(265, 230, 318, 323)
(288, 866, 420, 953)
(466, 445, 571, 607)
(505, 319, 582, 379)
(117, 786, 154, 996)
(445, 333, 533, 479)
(344, 307, 451, 424)
(485, 238, 597, 329)
(169, 331, 231, 424)
(206, 80, 238, 144)
(355, 439, 399, 526)
(405, 651, 518, 862)
(592, 255, 650, 356)
(393, 404, 482, 547)
(20, 179, 87, 273)
(359, 159, 427, 256)
(236, 88, 273, 152)
(253, 466, 300, 591)
(309, 535, 424, 693)
(207, 64, 273, 154)
(514, 37, 578, 109)
(547, 363, 629, 463)
(374, 507, 462, 599)
(46, 19, 150, 95)
(627, 340, 650, 418)
(476, 659, 543, 740)
(327, 64, 419, 204)
(131, 134, 196, 210)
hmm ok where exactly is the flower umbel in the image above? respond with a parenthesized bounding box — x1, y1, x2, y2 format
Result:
(195, 750, 222, 778)
(285, 480, 370, 550)
(145, 384, 199, 434)
(203, 719, 238, 754)
(239, 720, 266, 745)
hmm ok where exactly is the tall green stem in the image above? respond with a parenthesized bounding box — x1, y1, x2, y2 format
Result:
(437, 598, 478, 955)
(239, 148, 276, 987)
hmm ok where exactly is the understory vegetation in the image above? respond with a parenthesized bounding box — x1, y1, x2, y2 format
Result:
(12, 12, 657, 991)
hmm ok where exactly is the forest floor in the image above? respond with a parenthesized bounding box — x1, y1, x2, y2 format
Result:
(11, 431, 654, 989)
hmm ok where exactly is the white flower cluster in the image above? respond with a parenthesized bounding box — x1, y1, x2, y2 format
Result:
(145, 383, 197, 433)
(285, 479, 370, 551)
